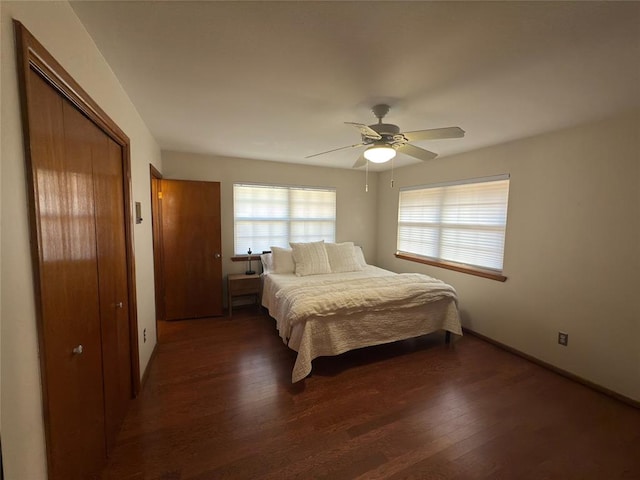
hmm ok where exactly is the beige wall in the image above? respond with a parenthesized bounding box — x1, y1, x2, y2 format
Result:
(161, 151, 379, 291)
(0, 2, 161, 478)
(376, 109, 640, 402)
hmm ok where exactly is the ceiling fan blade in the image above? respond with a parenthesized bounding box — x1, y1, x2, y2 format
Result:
(352, 154, 367, 168)
(397, 143, 438, 161)
(305, 143, 364, 159)
(345, 122, 382, 140)
(402, 126, 465, 142)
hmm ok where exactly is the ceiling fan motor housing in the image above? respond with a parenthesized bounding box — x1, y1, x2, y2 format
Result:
(369, 123, 400, 135)
(364, 123, 406, 147)
(366, 104, 406, 146)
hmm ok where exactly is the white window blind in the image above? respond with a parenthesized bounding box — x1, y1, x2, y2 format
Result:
(397, 175, 510, 272)
(234, 183, 336, 254)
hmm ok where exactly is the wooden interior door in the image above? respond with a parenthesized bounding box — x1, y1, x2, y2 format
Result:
(161, 180, 223, 319)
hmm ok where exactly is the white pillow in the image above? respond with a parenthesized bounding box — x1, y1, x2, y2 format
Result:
(260, 253, 273, 274)
(290, 241, 331, 276)
(325, 242, 362, 273)
(354, 245, 367, 267)
(270, 246, 295, 274)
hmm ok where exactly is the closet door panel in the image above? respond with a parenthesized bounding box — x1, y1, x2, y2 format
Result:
(92, 129, 133, 453)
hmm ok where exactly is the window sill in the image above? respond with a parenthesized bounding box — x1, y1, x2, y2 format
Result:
(394, 252, 507, 282)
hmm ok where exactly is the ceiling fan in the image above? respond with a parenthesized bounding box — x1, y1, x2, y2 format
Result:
(306, 104, 465, 168)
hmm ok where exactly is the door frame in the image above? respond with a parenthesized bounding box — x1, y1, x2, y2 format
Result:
(14, 20, 141, 475)
(150, 164, 166, 340)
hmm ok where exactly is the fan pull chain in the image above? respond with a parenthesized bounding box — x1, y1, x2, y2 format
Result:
(365, 160, 369, 192)
(390, 157, 395, 188)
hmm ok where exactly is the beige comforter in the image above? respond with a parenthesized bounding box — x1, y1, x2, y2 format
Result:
(263, 267, 462, 382)
(274, 273, 457, 342)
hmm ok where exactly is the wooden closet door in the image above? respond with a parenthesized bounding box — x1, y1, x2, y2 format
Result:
(30, 73, 107, 480)
(92, 131, 133, 453)
(161, 180, 223, 319)
(16, 21, 139, 480)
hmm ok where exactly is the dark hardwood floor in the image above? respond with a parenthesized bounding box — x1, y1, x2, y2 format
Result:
(101, 308, 640, 479)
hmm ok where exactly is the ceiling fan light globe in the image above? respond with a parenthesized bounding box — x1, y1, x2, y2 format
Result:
(364, 145, 396, 163)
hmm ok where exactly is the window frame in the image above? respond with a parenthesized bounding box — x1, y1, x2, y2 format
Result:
(395, 175, 510, 282)
(233, 182, 336, 255)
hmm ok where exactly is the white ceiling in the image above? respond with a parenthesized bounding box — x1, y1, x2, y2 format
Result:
(70, 1, 640, 171)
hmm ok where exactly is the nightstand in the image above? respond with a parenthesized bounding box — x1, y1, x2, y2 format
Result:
(227, 273, 261, 316)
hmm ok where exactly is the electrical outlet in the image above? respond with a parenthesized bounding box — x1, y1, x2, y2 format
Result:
(558, 331, 568, 346)
(143, 328, 147, 343)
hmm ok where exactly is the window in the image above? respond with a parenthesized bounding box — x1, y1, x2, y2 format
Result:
(396, 175, 510, 279)
(234, 183, 336, 254)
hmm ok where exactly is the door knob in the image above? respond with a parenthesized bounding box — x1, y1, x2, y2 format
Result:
(214, 253, 221, 259)
(116, 302, 123, 309)
(72, 345, 84, 355)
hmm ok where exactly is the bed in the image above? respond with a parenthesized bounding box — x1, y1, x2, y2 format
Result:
(260, 241, 462, 382)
